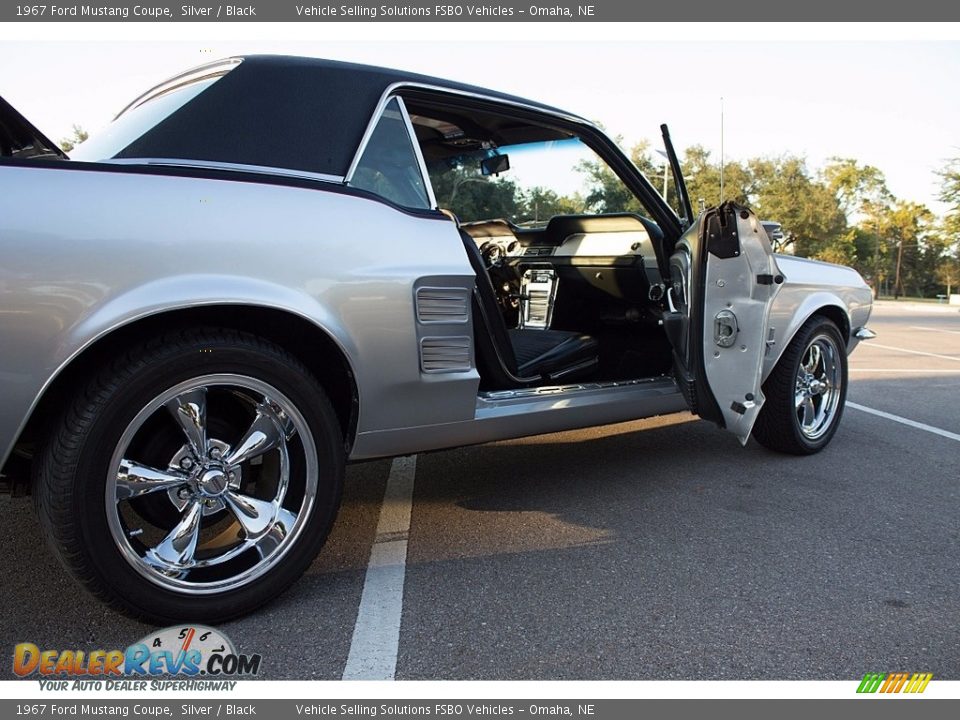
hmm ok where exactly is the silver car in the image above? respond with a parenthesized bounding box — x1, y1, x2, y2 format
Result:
(0, 56, 873, 622)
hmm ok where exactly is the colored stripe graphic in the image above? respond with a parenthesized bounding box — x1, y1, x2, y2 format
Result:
(905, 673, 933, 693)
(857, 672, 932, 694)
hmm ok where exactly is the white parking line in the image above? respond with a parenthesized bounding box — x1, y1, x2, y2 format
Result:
(342, 455, 416, 681)
(848, 402, 960, 442)
(910, 325, 960, 336)
(859, 342, 960, 363)
(850, 368, 959, 373)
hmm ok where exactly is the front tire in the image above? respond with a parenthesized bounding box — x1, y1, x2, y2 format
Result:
(34, 328, 344, 623)
(752, 316, 848, 455)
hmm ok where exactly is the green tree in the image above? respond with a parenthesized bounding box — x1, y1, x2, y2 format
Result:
(517, 187, 584, 225)
(937, 156, 960, 240)
(430, 163, 524, 223)
(59, 125, 88, 152)
(936, 250, 960, 296)
(577, 137, 652, 214)
(820, 158, 895, 282)
(749, 156, 847, 260)
(934, 157, 960, 297)
(822, 157, 892, 217)
(681, 145, 752, 210)
(873, 201, 936, 298)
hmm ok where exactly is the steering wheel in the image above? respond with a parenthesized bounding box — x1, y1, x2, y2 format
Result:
(479, 241, 504, 269)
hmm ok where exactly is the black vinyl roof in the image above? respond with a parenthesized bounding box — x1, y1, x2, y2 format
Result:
(115, 55, 581, 178)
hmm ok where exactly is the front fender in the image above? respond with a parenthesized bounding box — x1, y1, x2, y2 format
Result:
(763, 288, 872, 381)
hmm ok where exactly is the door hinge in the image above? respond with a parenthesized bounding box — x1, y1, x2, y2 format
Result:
(705, 204, 742, 259)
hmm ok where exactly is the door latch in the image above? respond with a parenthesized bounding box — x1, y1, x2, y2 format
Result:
(714, 309, 739, 348)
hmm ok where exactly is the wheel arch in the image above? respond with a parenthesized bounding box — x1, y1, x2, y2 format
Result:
(8, 305, 360, 488)
(809, 304, 851, 344)
(762, 296, 851, 383)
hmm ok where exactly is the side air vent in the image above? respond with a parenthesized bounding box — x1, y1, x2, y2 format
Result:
(420, 337, 472, 373)
(415, 287, 470, 324)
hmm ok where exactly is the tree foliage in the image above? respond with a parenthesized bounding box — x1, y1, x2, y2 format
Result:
(430, 163, 525, 223)
(58, 125, 88, 152)
(937, 156, 960, 251)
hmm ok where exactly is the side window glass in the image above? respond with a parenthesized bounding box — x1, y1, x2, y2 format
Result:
(349, 97, 432, 210)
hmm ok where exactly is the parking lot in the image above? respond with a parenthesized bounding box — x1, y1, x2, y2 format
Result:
(2, 301, 958, 681)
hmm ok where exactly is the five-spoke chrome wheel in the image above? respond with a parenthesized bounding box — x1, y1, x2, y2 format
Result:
(35, 329, 344, 622)
(794, 333, 843, 441)
(105, 374, 318, 593)
(752, 317, 848, 455)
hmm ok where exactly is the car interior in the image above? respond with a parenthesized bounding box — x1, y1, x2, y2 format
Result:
(404, 95, 676, 392)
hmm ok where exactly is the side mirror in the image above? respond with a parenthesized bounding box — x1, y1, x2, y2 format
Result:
(761, 221, 785, 250)
(481, 154, 510, 176)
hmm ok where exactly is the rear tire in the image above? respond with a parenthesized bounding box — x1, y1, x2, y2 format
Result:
(752, 316, 848, 455)
(34, 328, 344, 623)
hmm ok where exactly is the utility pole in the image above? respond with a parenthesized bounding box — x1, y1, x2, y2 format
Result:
(871, 214, 882, 299)
(894, 237, 905, 299)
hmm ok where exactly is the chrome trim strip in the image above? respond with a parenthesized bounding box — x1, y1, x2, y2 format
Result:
(391, 81, 594, 127)
(116, 57, 243, 119)
(100, 158, 344, 184)
(547, 357, 600, 381)
(854, 326, 877, 340)
(480, 375, 671, 402)
(396, 96, 438, 209)
(344, 87, 397, 185)
(344, 81, 596, 186)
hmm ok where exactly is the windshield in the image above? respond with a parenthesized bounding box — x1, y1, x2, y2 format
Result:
(426, 136, 644, 227)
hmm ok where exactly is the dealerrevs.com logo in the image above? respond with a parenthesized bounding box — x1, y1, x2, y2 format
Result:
(13, 625, 261, 691)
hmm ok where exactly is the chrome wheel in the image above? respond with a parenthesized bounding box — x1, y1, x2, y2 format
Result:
(105, 373, 318, 594)
(794, 333, 843, 441)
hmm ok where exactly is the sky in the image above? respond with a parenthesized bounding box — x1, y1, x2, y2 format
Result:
(2, 36, 958, 216)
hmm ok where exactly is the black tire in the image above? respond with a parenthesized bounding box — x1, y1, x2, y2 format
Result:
(751, 316, 848, 455)
(34, 328, 344, 623)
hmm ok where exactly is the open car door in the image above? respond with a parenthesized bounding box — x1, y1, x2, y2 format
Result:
(659, 126, 783, 444)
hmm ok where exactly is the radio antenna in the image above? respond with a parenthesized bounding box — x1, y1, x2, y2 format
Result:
(720, 96, 725, 203)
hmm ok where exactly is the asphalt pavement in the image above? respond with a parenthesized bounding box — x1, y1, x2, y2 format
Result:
(2, 301, 958, 680)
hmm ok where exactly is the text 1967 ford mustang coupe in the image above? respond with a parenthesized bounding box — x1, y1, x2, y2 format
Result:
(0, 56, 873, 621)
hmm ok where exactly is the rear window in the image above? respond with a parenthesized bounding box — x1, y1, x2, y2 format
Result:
(71, 76, 223, 162)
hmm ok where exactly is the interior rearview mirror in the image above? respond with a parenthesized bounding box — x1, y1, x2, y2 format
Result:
(481, 154, 510, 176)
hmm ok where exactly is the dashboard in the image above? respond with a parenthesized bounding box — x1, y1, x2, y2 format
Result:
(464, 213, 660, 266)
(463, 214, 666, 305)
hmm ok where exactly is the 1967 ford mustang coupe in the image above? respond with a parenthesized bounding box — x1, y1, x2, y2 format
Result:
(0, 56, 873, 621)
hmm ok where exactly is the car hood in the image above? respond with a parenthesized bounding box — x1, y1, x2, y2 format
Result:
(775, 253, 869, 289)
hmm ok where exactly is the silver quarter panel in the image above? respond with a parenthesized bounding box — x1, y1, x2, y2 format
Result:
(0, 165, 478, 468)
(763, 254, 873, 380)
